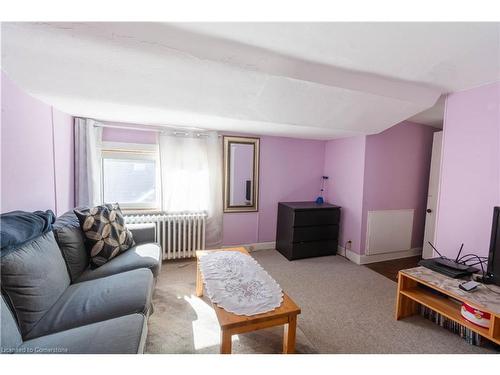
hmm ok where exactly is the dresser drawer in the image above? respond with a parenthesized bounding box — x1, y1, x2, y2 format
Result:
(290, 240, 338, 260)
(294, 209, 340, 227)
(292, 225, 339, 242)
(276, 202, 341, 261)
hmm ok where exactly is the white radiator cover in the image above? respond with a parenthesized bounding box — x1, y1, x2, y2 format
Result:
(365, 209, 414, 255)
(125, 212, 207, 260)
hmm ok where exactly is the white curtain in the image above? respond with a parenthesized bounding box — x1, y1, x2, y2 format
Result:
(159, 131, 223, 248)
(74, 118, 102, 207)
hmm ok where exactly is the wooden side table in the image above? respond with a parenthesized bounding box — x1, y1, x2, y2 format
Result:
(395, 266, 500, 345)
(196, 247, 301, 354)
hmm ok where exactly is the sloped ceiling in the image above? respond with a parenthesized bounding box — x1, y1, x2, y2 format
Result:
(408, 96, 446, 127)
(1, 22, 499, 139)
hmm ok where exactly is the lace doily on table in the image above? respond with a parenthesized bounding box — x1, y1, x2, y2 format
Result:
(199, 251, 284, 316)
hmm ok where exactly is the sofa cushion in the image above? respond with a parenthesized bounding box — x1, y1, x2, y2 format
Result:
(74, 204, 135, 268)
(128, 223, 156, 245)
(20, 314, 147, 354)
(25, 268, 153, 340)
(1, 231, 71, 338)
(1, 295, 23, 353)
(53, 211, 89, 282)
(0, 210, 55, 253)
(77, 242, 162, 282)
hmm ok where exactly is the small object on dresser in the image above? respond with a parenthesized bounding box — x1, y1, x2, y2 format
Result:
(315, 176, 328, 204)
(276, 201, 341, 260)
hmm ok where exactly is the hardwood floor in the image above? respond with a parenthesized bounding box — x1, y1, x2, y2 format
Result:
(364, 256, 421, 282)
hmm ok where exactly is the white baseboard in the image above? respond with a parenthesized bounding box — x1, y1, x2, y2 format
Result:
(337, 246, 362, 264)
(222, 242, 420, 263)
(337, 246, 422, 265)
(222, 241, 276, 252)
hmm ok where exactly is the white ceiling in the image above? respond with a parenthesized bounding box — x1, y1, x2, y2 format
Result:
(1, 22, 499, 139)
(408, 95, 446, 128)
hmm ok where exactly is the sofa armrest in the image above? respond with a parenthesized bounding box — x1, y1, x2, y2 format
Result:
(127, 223, 156, 245)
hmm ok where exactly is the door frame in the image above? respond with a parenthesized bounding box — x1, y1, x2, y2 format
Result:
(422, 131, 443, 259)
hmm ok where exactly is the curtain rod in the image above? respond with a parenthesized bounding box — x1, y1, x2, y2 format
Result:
(93, 123, 161, 133)
(92, 122, 217, 138)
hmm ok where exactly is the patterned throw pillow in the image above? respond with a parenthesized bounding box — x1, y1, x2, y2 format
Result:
(74, 203, 135, 267)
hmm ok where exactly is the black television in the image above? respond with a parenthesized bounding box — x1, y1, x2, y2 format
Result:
(487, 206, 500, 286)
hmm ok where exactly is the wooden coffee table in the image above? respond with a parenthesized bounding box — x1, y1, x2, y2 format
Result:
(196, 247, 301, 354)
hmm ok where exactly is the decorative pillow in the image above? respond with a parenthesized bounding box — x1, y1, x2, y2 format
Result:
(74, 203, 135, 267)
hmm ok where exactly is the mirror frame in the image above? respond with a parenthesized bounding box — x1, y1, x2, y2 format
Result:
(223, 136, 260, 213)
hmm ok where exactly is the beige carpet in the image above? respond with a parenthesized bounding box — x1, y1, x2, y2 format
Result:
(145, 249, 496, 354)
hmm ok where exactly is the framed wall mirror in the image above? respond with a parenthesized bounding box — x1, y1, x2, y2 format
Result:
(223, 136, 260, 213)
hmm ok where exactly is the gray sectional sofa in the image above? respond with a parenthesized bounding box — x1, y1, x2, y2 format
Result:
(1, 211, 162, 354)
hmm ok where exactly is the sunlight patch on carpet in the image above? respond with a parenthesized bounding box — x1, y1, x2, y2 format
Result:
(184, 294, 240, 350)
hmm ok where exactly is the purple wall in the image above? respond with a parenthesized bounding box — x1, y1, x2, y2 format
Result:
(102, 124, 158, 144)
(222, 212, 259, 245)
(435, 82, 500, 258)
(323, 121, 436, 254)
(361, 121, 437, 252)
(223, 121, 435, 249)
(223, 136, 326, 245)
(1, 72, 74, 215)
(323, 136, 366, 253)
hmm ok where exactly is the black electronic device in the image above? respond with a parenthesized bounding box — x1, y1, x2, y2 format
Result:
(435, 257, 470, 271)
(427, 242, 470, 271)
(486, 206, 500, 286)
(418, 258, 478, 278)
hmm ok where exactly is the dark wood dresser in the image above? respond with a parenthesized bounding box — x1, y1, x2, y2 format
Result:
(276, 201, 341, 260)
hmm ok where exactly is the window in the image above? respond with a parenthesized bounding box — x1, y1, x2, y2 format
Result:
(101, 142, 160, 210)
